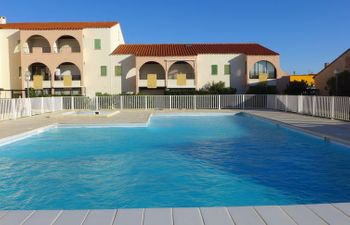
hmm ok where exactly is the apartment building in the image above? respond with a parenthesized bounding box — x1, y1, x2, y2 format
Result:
(0, 17, 286, 97)
(0, 17, 124, 97)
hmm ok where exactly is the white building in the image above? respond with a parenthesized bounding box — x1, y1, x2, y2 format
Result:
(0, 17, 285, 97)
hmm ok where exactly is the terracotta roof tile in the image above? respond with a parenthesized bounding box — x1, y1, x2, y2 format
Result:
(112, 43, 279, 56)
(0, 22, 118, 30)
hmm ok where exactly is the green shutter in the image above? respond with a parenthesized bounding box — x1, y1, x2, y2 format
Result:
(211, 65, 218, 75)
(224, 64, 231, 75)
(115, 65, 122, 76)
(100, 66, 107, 76)
(94, 39, 101, 50)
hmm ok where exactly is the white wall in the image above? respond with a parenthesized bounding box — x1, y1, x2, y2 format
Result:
(0, 29, 21, 98)
(110, 54, 136, 94)
(197, 54, 246, 93)
(82, 24, 125, 97)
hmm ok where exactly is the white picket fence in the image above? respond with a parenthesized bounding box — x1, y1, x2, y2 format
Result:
(1, 95, 350, 121)
(0, 97, 63, 121)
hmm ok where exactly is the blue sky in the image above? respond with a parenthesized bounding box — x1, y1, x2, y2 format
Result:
(2, 0, 349, 74)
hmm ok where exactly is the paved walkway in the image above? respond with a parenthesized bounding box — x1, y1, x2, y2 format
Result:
(1, 203, 350, 225)
(1, 109, 350, 224)
(246, 110, 350, 145)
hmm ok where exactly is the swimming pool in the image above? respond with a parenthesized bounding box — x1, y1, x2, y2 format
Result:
(1, 113, 350, 210)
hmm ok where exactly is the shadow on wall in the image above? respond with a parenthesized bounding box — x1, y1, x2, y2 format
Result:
(8, 31, 22, 90)
(118, 56, 136, 93)
(229, 55, 246, 94)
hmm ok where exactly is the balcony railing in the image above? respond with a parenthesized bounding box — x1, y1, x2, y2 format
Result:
(56, 46, 81, 53)
(55, 75, 81, 81)
(139, 79, 166, 87)
(23, 47, 51, 54)
(167, 79, 195, 88)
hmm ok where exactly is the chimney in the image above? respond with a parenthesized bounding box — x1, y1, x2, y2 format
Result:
(0, 16, 6, 24)
(324, 62, 329, 68)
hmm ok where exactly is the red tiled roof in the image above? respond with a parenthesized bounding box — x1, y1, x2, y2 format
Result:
(112, 43, 279, 56)
(0, 22, 118, 30)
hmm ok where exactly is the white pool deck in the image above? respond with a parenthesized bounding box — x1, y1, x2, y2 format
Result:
(1, 109, 350, 225)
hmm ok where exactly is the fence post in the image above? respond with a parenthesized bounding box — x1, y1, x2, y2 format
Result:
(331, 96, 335, 120)
(51, 96, 54, 112)
(312, 95, 316, 116)
(95, 97, 99, 111)
(145, 96, 148, 110)
(120, 95, 123, 110)
(285, 95, 288, 112)
(299, 95, 304, 114)
(11, 99, 16, 120)
(60, 97, 63, 111)
(41, 97, 44, 114)
(218, 95, 221, 110)
(71, 96, 74, 110)
(274, 95, 277, 110)
(169, 95, 172, 110)
(242, 95, 245, 109)
(194, 95, 196, 110)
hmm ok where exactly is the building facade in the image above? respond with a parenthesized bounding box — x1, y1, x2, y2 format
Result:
(0, 18, 286, 97)
(315, 49, 350, 95)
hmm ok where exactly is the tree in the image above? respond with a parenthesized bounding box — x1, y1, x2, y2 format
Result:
(284, 80, 309, 95)
(326, 71, 350, 96)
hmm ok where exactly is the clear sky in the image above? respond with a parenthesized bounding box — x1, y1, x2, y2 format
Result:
(2, 0, 349, 74)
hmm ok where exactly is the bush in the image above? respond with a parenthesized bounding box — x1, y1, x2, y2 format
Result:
(284, 81, 309, 95)
(246, 85, 277, 94)
(165, 81, 236, 95)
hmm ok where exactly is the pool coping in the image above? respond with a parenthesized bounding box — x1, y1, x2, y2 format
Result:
(1, 203, 350, 224)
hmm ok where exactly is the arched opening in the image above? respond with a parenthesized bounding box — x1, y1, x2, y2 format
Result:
(55, 35, 81, 53)
(55, 62, 81, 80)
(25, 35, 51, 53)
(168, 61, 195, 79)
(249, 60, 276, 79)
(139, 61, 166, 80)
(28, 63, 51, 80)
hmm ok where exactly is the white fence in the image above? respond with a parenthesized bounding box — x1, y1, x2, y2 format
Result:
(0, 97, 63, 121)
(1, 95, 350, 121)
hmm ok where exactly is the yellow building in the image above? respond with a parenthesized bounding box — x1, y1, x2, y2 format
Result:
(289, 74, 315, 86)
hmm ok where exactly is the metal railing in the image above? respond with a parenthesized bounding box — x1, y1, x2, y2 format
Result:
(1, 95, 350, 121)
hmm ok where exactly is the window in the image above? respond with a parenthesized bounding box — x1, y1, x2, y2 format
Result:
(249, 60, 276, 79)
(115, 65, 122, 76)
(211, 65, 218, 75)
(94, 39, 101, 50)
(18, 66, 22, 78)
(224, 64, 231, 75)
(100, 66, 107, 76)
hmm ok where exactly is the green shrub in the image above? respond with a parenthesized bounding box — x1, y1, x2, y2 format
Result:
(246, 85, 277, 94)
(165, 81, 236, 95)
(284, 81, 309, 95)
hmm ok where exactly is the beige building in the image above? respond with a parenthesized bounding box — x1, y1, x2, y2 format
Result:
(315, 49, 350, 95)
(0, 17, 286, 97)
(112, 44, 286, 94)
(0, 19, 124, 98)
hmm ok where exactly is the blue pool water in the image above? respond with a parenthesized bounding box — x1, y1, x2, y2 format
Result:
(1, 113, 350, 210)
